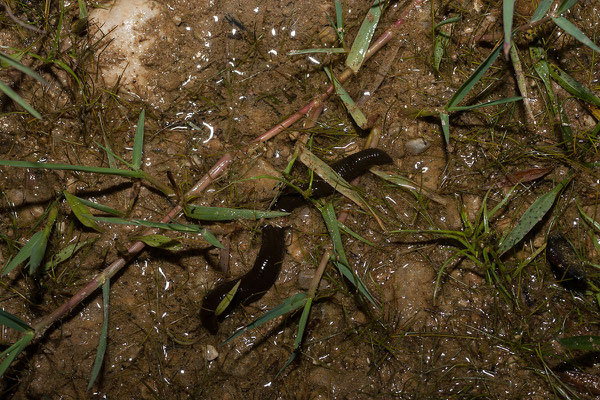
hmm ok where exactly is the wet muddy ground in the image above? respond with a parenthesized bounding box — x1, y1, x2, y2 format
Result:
(1, 0, 600, 398)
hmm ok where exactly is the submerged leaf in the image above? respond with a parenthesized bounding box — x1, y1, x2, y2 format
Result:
(0, 310, 32, 332)
(64, 191, 101, 231)
(185, 205, 288, 221)
(87, 279, 110, 391)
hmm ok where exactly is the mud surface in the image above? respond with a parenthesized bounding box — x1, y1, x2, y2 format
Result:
(1, 0, 600, 398)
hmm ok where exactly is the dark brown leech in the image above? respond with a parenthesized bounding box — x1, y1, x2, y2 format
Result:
(200, 225, 286, 334)
(273, 148, 393, 212)
(546, 233, 588, 291)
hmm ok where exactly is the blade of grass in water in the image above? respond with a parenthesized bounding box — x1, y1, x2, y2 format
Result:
(0, 53, 48, 85)
(73, 195, 123, 216)
(223, 292, 308, 344)
(448, 96, 523, 112)
(87, 279, 109, 391)
(440, 112, 450, 144)
(0, 331, 34, 378)
(557, 335, 600, 351)
(557, 0, 578, 14)
(324, 67, 368, 129)
(502, 0, 515, 58)
(0, 81, 42, 119)
(530, 0, 552, 22)
(215, 280, 241, 316)
(552, 17, 600, 53)
(91, 216, 223, 248)
(370, 168, 448, 205)
(0, 310, 32, 332)
(43, 238, 94, 271)
(64, 191, 102, 232)
(338, 221, 377, 247)
(498, 175, 572, 255)
(0, 159, 144, 178)
(132, 109, 145, 170)
(346, 0, 383, 72)
(288, 48, 346, 56)
(278, 297, 313, 376)
(320, 202, 377, 306)
(185, 205, 288, 221)
(335, 0, 344, 44)
(28, 204, 58, 274)
(549, 65, 600, 108)
(130, 234, 182, 250)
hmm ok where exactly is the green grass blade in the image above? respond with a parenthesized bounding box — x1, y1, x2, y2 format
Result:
(557, 335, 600, 351)
(549, 64, 600, 108)
(52, 60, 82, 90)
(320, 203, 377, 306)
(531, 46, 558, 114)
(185, 205, 288, 221)
(371, 168, 448, 205)
(578, 203, 600, 233)
(434, 16, 461, 29)
(64, 191, 102, 232)
(77, 0, 88, 19)
(345, 0, 382, 72)
(87, 279, 109, 391)
(445, 43, 502, 110)
(91, 217, 223, 248)
(530, 0, 553, 22)
(449, 96, 523, 112)
(73, 196, 123, 216)
(335, 0, 344, 43)
(0, 160, 143, 178)
(502, 0, 515, 58)
(440, 112, 450, 144)
(0, 54, 48, 85)
(94, 141, 136, 170)
(557, 0, 578, 14)
(278, 297, 313, 376)
(0, 81, 42, 119)
(552, 17, 600, 53)
(498, 176, 571, 255)
(0, 331, 34, 378)
(43, 238, 94, 271)
(130, 234, 182, 250)
(338, 221, 377, 247)
(28, 204, 58, 274)
(288, 48, 346, 56)
(223, 292, 308, 344)
(132, 109, 145, 170)
(215, 280, 241, 316)
(433, 30, 451, 73)
(0, 310, 32, 332)
(2, 231, 44, 276)
(324, 67, 368, 129)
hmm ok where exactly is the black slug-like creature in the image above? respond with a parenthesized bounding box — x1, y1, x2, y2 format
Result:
(272, 148, 393, 212)
(200, 225, 286, 334)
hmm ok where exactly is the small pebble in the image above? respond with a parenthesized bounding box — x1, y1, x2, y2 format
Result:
(405, 138, 430, 155)
(205, 344, 219, 361)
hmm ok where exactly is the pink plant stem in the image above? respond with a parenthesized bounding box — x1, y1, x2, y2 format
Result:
(252, 0, 423, 143)
(32, 153, 234, 337)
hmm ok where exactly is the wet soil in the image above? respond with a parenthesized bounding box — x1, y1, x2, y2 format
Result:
(1, 0, 600, 398)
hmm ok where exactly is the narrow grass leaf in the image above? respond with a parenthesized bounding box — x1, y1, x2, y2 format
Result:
(0, 54, 47, 85)
(578, 203, 600, 233)
(92, 216, 223, 248)
(434, 16, 461, 29)
(445, 43, 502, 110)
(531, 46, 557, 114)
(278, 297, 313, 376)
(288, 48, 346, 56)
(28, 205, 58, 274)
(370, 168, 448, 204)
(0, 331, 34, 378)
(298, 145, 374, 217)
(448, 96, 523, 112)
(498, 176, 571, 255)
(43, 238, 94, 271)
(73, 196, 123, 216)
(324, 67, 368, 129)
(52, 60, 82, 90)
(132, 109, 145, 170)
(0, 81, 42, 119)
(0, 160, 143, 178)
(335, 0, 344, 43)
(215, 280, 241, 316)
(130, 234, 182, 250)
(77, 0, 88, 18)
(530, 0, 553, 22)
(223, 292, 308, 344)
(549, 65, 600, 108)
(338, 221, 377, 247)
(503, 0, 515, 58)
(557, 335, 600, 351)
(87, 279, 110, 391)
(345, 0, 382, 72)
(64, 191, 101, 232)
(185, 205, 288, 221)
(320, 203, 377, 305)
(440, 112, 450, 144)
(552, 17, 600, 54)
(0, 310, 32, 332)
(1, 231, 43, 276)
(557, 0, 578, 14)
(94, 140, 136, 170)
(433, 30, 451, 72)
